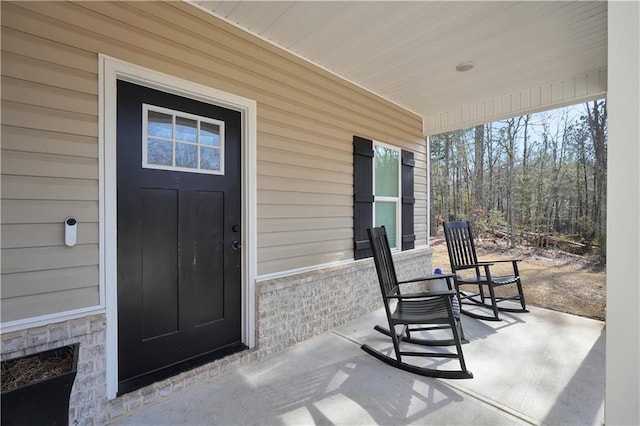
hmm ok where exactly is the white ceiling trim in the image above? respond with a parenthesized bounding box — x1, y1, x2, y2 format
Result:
(424, 67, 607, 135)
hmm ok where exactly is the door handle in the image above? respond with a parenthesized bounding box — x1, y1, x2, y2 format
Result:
(232, 240, 241, 250)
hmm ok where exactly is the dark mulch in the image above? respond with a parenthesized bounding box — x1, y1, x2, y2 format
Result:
(1, 349, 73, 392)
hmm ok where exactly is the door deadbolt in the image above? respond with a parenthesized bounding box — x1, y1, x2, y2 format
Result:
(232, 240, 241, 250)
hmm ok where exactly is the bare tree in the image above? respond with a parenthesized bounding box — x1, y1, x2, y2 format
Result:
(586, 100, 607, 238)
(472, 124, 485, 221)
(500, 117, 522, 247)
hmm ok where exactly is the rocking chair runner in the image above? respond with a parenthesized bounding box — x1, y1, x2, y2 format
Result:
(361, 226, 473, 379)
(443, 221, 528, 321)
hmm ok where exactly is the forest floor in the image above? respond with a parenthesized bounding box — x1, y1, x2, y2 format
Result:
(430, 236, 606, 321)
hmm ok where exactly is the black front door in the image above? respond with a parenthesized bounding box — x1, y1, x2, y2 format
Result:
(117, 80, 245, 394)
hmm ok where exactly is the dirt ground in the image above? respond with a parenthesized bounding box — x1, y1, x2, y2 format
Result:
(430, 237, 606, 321)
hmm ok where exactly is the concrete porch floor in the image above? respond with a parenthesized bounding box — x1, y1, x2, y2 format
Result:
(112, 305, 605, 425)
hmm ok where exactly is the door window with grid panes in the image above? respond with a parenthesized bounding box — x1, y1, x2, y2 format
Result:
(143, 104, 225, 175)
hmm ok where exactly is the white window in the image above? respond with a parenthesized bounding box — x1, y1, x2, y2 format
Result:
(373, 143, 401, 249)
(143, 104, 225, 175)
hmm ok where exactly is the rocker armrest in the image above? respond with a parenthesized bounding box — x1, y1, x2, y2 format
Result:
(455, 263, 494, 270)
(398, 274, 455, 285)
(480, 259, 521, 264)
(388, 289, 456, 299)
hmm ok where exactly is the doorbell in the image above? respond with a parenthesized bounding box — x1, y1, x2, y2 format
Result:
(65, 217, 77, 247)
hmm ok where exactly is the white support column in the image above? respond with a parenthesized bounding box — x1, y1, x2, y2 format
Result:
(606, 2, 640, 424)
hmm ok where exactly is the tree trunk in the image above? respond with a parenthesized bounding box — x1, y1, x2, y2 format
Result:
(504, 118, 521, 248)
(444, 133, 452, 220)
(586, 100, 607, 240)
(472, 124, 485, 221)
(520, 115, 531, 228)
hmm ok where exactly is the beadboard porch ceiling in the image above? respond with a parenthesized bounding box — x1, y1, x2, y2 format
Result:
(193, 1, 608, 135)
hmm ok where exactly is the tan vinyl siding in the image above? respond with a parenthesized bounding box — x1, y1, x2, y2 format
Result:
(1, 288, 100, 322)
(1, 1, 426, 321)
(2, 126, 98, 158)
(2, 150, 97, 180)
(1, 2, 101, 321)
(2, 203, 98, 231)
(1, 180, 98, 202)
(1, 266, 98, 299)
(1, 223, 98, 249)
(2, 245, 99, 275)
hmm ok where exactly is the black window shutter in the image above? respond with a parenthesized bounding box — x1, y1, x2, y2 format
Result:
(401, 149, 416, 250)
(353, 136, 374, 259)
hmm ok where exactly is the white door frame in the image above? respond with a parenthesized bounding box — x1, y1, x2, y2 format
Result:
(99, 55, 257, 399)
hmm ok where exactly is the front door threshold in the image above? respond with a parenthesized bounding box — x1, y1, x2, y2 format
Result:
(118, 342, 249, 395)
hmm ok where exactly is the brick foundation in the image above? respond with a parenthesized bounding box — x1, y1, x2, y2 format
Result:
(255, 247, 433, 357)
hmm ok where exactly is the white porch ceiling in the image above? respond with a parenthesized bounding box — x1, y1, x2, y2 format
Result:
(194, 1, 608, 134)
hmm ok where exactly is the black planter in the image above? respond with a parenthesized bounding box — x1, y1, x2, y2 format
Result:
(1, 343, 79, 426)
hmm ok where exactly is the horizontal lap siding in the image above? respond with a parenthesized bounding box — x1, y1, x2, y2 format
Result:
(1, 223, 99, 249)
(1, 266, 98, 298)
(2, 126, 98, 159)
(1, 2, 101, 321)
(2, 288, 100, 323)
(1, 0, 425, 321)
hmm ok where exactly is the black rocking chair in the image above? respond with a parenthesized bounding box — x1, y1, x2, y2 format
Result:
(443, 221, 528, 321)
(361, 226, 473, 379)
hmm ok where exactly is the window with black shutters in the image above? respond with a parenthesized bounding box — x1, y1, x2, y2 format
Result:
(353, 136, 415, 259)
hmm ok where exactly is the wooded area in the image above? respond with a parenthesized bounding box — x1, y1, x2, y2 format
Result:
(430, 100, 607, 261)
